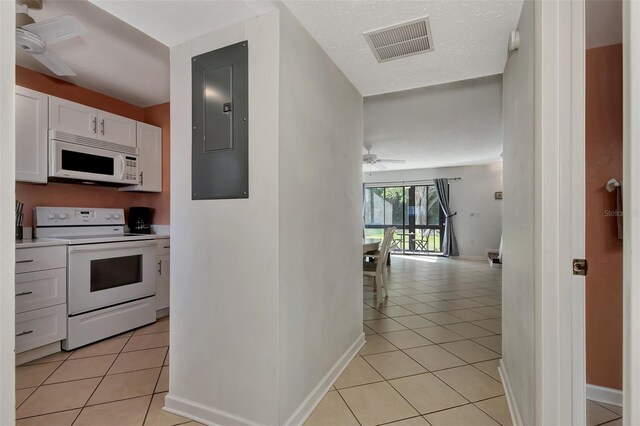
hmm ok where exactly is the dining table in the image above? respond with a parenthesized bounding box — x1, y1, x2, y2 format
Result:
(363, 238, 381, 253)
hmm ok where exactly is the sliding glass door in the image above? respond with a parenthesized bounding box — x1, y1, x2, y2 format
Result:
(364, 184, 445, 255)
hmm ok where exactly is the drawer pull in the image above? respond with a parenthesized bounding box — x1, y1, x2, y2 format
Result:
(16, 291, 33, 296)
(16, 259, 34, 264)
(16, 330, 33, 337)
(163, 246, 170, 249)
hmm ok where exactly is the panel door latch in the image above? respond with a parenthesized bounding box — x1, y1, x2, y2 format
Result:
(572, 258, 588, 276)
(223, 102, 232, 113)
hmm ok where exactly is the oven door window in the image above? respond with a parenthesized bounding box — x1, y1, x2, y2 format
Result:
(61, 149, 115, 176)
(90, 255, 142, 292)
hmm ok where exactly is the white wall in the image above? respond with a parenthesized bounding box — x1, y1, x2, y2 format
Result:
(501, 0, 535, 424)
(364, 75, 503, 170)
(0, 2, 16, 424)
(168, 7, 364, 425)
(168, 11, 281, 425)
(277, 5, 363, 422)
(364, 163, 503, 258)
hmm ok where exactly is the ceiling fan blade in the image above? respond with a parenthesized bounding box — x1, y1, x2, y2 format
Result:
(23, 15, 86, 45)
(31, 50, 77, 76)
(377, 159, 406, 164)
(17, 0, 43, 10)
(16, 13, 35, 27)
(374, 163, 387, 170)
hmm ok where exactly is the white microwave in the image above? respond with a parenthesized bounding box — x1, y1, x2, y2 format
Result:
(49, 133, 139, 185)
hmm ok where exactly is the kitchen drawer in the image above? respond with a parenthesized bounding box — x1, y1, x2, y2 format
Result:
(15, 304, 67, 354)
(156, 238, 170, 256)
(16, 268, 67, 314)
(16, 246, 66, 273)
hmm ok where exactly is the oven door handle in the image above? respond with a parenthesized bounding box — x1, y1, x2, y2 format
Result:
(68, 240, 156, 253)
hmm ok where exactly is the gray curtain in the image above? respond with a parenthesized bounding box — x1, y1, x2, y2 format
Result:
(434, 178, 459, 257)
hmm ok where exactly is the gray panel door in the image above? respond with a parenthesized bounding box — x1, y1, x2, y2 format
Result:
(192, 41, 248, 199)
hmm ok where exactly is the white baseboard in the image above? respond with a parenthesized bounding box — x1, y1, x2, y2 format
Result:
(283, 332, 366, 426)
(499, 359, 523, 426)
(456, 255, 486, 261)
(163, 332, 366, 426)
(16, 341, 61, 366)
(164, 393, 264, 426)
(586, 384, 623, 407)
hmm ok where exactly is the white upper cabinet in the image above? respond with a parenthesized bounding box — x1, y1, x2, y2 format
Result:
(16, 87, 49, 183)
(49, 96, 137, 147)
(97, 110, 137, 147)
(49, 96, 97, 139)
(121, 122, 162, 192)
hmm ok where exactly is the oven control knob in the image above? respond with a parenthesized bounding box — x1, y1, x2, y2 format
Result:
(114, 214, 121, 220)
(58, 213, 67, 219)
(105, 214, 112, 219)
(48, 213, 56, 219)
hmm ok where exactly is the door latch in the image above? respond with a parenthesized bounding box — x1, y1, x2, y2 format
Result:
(223, 102, 232, 113)
(572, 258, 588, 276)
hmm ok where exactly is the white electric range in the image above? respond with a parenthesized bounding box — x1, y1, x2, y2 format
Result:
(34, 207, 157, 350)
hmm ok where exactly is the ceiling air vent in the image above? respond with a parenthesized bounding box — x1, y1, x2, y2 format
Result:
(364, 17, 434, 63)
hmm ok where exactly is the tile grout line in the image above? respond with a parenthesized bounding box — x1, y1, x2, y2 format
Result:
(16, 330, 136, 422)
(333, 388, 363, 426)
(143, 345, 171, 426)
(71, 329, 139, 425)
(358, 346, 473, 420)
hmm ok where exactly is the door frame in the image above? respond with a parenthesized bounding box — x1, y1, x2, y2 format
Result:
(535, 0, 586, 424)
(623, 1, 640, 423)
(0, 1, 16, 424)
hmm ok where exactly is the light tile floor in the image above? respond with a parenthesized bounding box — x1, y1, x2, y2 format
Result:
(305, 255, 623, 426)
(15, 315, 199, 426)
(15, 256, 623, 426)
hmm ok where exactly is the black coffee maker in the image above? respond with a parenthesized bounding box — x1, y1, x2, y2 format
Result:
(129, 207, 152, 234)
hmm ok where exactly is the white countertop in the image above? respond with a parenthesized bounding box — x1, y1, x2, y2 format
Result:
(17, 234, 168, 249)
(15, 238, 69, 249)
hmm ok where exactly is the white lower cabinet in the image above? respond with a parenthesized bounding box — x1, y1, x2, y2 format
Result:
(157, 255, 170, 311)
(15, 304, 66, 353)
(16, 268, 66, 314)
(15, 245, 68, 356)
(156, 238, 170, 314)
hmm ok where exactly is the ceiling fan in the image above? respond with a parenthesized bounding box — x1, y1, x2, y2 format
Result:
(16, 0, 86, 76)
(362, 145, 406, 170)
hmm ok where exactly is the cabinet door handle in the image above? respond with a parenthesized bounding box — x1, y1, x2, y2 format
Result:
(157, 260, 162, 275)
(16, 330, 33, 337)
(16, 291, 33, 296)
(163, 246, 170, 249)
(16, 259, 34, 264)
(100, 119, 105, 135)
(140, 171, 144, 186)
(93, 117, 97, 134)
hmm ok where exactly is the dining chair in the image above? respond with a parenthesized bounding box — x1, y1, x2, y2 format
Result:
(363, 227, 396, 297)
(414, 229, 433, 253)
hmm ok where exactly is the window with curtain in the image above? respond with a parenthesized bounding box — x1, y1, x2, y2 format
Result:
(364, 185, 445, 254)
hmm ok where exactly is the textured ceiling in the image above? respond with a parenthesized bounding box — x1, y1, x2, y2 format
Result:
(90, 0, 277, 47)
(364, 75, 503, 171)
(17, 0, 169, 107)
(284, 0, 523, 96)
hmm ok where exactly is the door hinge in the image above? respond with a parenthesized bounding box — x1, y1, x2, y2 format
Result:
(572, 258, 588, 276)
